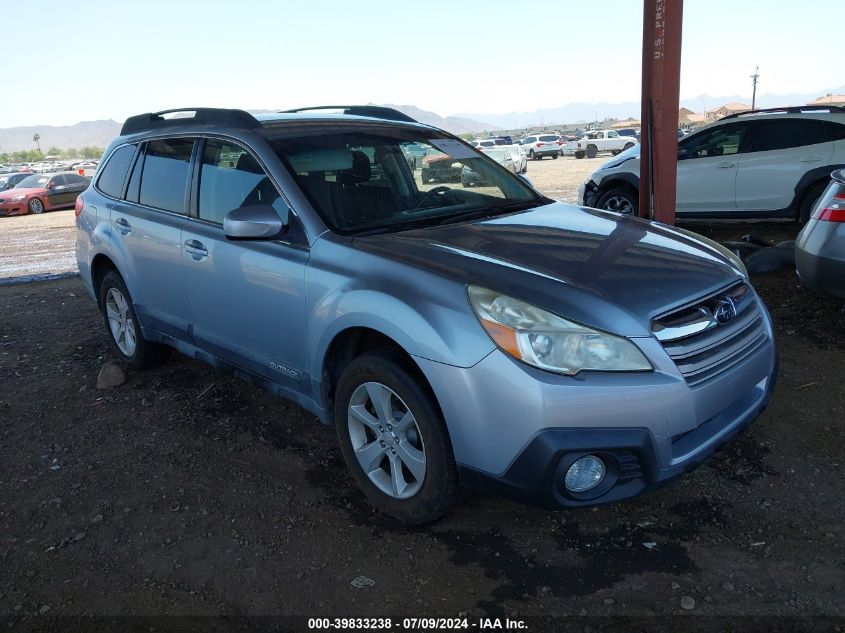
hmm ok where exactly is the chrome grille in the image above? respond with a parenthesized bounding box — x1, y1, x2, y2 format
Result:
(653, 283, 768, 387)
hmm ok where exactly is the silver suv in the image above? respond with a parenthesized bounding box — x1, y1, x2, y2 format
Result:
(76, 106, 777, 523)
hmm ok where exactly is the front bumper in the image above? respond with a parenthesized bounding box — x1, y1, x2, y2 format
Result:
(414, 301, 776, 509)
(579, 179, 600, 207)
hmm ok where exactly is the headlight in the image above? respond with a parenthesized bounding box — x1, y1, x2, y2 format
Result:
(10, 194, 26, 202)
(467, 286, 652, 376)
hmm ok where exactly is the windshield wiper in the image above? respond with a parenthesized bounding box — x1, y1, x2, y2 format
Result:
(431, 201, 537, 226)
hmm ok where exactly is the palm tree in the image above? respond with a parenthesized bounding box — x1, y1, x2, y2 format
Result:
(33, 133, 41, 153)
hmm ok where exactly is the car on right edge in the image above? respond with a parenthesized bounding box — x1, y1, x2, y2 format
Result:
(795, 168, 845, 301)
(579, 106, 845, 222)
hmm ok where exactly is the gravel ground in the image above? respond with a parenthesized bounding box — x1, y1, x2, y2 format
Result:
(1, 159, 844, 630)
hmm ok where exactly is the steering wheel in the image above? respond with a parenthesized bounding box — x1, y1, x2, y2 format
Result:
(415, 185, 452, 209)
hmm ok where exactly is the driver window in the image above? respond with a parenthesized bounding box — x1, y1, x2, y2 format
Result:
(608, 131, 619, 138)
(198, 140, 287, 225)
(680, 124, 747, 159)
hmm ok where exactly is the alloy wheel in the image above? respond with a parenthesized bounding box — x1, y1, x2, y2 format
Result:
(105, 287, 137, 356)
(347, 381, 426, 499)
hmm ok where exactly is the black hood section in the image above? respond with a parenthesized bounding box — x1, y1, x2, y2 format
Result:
(353, 203, 744, 337)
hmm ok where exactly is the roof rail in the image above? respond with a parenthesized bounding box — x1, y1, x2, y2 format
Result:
(279, 105, 417, 123)
(121, 108, 261, 136)
(721, 104, 845, 120)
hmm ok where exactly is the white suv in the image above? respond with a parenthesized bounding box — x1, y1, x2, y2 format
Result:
(578, 106, 845, 222)
(520, 134, 562, 160)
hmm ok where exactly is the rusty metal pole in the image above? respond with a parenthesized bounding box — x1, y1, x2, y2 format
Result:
(640, 0, 684, 224)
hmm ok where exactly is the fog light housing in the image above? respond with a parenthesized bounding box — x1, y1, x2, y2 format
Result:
(564, 455, 606, 492)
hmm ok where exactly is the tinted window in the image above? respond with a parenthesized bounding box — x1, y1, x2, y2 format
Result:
(198, 140, 287, 225)
(829, 122, 845, 141)
(751, 119, 828, 152)
(65, 174, 87, 185)
(96, 144, 136, 198)
(680, 123, 748, 159)
(49, 175, 66, 186)
(138, 139, 194, 213)
(538, 135, 558, 142)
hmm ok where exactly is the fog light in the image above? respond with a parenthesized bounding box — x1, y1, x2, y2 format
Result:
(564, 455, 606, 492)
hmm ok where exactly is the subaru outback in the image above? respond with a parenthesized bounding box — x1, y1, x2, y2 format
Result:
(76, 106, 777, 523)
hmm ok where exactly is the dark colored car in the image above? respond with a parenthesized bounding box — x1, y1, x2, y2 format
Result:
(795, 169, 845, 300)
(0, 172, 32, 191)
(617, 128, 641, 141)
(420, 154, 462, 183)
(0, 172, 90, 216)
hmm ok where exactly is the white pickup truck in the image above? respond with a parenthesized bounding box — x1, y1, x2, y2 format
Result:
(564, 129, 638, 159)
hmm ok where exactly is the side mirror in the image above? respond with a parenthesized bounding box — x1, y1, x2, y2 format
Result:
(224, 204, 288, 240)
(46, 182, 55, 189)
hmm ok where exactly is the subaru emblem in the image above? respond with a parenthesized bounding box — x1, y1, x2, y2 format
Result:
(714, 297, 737, 325)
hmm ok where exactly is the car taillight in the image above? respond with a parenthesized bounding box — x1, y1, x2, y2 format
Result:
(815, 192, 845, 222)
(74, 194, 84, 219)
(535, 142, 542, 147)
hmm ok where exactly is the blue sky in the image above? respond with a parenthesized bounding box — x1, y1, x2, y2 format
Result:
(4, 0, 842, 127)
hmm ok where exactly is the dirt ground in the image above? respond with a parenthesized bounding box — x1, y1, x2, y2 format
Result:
(1, 162, 844, 631)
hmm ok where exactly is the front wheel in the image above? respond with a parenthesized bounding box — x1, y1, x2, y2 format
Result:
(595, 187, 638, 215)
(623, 142, 635, 151)
(528, 150, 536, 161)
(575, 151, 585, 159)
(99, 271, 168, 370)
(334, 351, 459, 524)
(28, 197, 44, 214)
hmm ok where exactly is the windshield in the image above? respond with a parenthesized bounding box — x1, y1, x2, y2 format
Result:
(271, 127, 545, 234)
(17, 174, 50, 188)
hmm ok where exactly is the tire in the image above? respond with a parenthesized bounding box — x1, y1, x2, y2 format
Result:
(98, 271, 168, 370)
(28, 198, 44, 214)
(334, 350, 459, 524)
(798, 181, 827, 225)
(623, 143, 635, 151)
(575, 151, 585, 159)
(528, 150, 536, 161)
(522, 163, 528, 174)
(586, 145, 598, 159)
(611, 150, 621, 156)
(552, 154, 558, 159)
(595, 186, 638, 215)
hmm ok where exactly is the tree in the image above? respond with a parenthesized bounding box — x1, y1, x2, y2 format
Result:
(33, 133, 41, 153)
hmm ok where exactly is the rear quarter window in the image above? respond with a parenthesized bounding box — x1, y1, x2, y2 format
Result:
(96, 144, 137, 199)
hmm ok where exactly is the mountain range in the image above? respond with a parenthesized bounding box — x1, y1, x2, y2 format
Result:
(1, 86, 842, 152)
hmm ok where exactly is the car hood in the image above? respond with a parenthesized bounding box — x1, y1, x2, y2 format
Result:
(353, 202, 745, 337)
(0, 187, 40, 198)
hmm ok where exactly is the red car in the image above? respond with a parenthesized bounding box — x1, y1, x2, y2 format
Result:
(0, 172, 90, 216)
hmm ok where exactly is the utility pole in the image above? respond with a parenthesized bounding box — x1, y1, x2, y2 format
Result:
(750, 66, 760, 110)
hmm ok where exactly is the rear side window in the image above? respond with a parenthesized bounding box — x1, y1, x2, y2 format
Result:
(751, 119, 828, 152)
(828, 122, 845, 141)
(138, 139, 194, 213)
(96, 144, 137, 198)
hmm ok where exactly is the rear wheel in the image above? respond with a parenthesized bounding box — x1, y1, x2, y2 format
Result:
(334, 351, 459, 524)
(528, 150, 536, 161)
(575, 151, 585, 159)
(586, 145, 598, 159)
(98, 271, 168, 370)
(798, 181, 827, 224)
(28, 198, 44, 214)
(595, 186, 638, 215)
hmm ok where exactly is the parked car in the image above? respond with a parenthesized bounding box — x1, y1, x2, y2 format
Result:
(0, 172, 34, 190)
(0, 171, 89, 216)
(501, 144, 528, 174)
(520, 134, 562, 160)
(401, 142, 428, 170)
(795, 168, 845, 300)
(420, 153, 463, 183)
(579, 106, 845, 221)
(76, 106, 776, 523)
(565, 130, 638, 159)
(616, 128, 641, 141)
(461, 147, 517, 186)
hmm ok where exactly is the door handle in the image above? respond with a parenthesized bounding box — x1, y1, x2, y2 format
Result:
(114, 217, 131, 235)
(715, 162, 735, 169)
(184, 239, 208, 260)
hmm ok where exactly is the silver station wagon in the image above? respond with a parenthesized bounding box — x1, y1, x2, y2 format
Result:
(76, 106, 777, 523)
